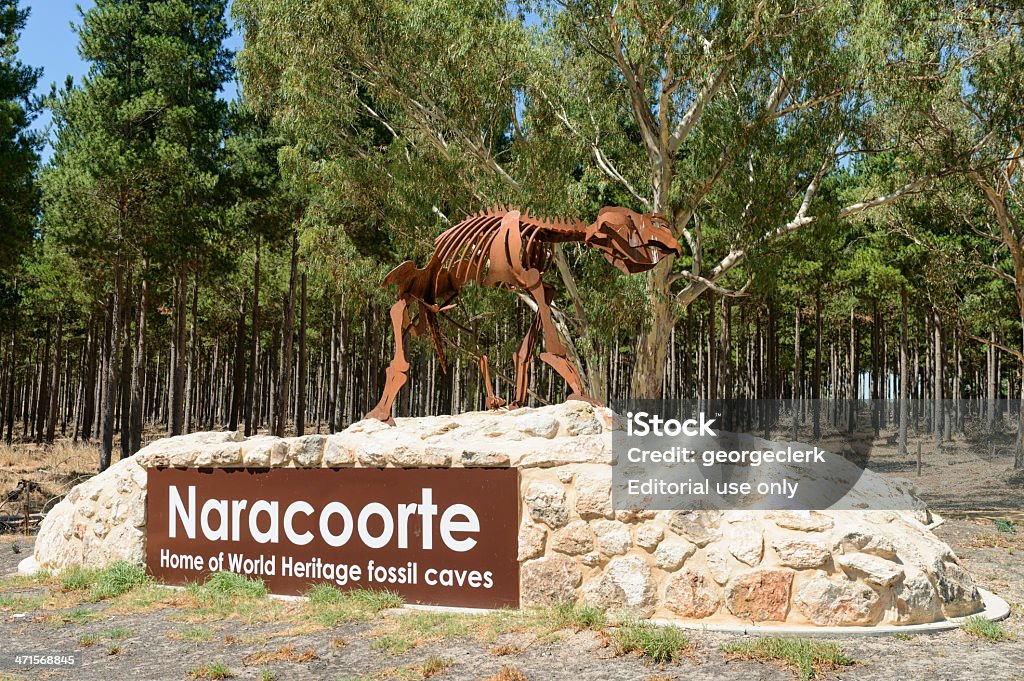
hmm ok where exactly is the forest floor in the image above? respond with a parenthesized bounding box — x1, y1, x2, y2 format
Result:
(1, 431, 1024, 680)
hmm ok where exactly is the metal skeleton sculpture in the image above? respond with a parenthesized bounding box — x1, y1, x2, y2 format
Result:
(366, 206, 681, 423)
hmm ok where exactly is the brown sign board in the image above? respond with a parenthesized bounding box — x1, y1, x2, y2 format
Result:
(146, 467, 520, 609)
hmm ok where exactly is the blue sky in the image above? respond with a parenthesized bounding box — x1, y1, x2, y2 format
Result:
(19, 1, 243, 161)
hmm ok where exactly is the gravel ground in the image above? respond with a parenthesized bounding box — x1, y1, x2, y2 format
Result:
(1, 519, 1023, 681)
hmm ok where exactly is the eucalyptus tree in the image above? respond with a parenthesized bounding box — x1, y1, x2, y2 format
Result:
(876, 0, 1024, 462)
(534, 0, 982, 398)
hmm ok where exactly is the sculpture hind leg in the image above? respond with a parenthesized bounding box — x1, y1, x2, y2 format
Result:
(366, 297, 413, 424)
(526, 281, 603, 407)
(510, 312, 541, 408)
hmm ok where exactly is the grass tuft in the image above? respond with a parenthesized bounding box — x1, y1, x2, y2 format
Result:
(59, 565, 100, 592)
(103, 626, 132, 639)
(190, 572, 269, 600)
(88, 562, 150, 601)
(722, 637, 857, 681)
(994, 518, 1016, 533)
(59, 561, 150, 601)
(420, 655, 453, 678)
(962, 615, 1015, 642)
(180, 571, 274, 622)
(242, 644, 317, 665)
(491, 643, 521, 656)
(187, 662, 233, 679)
(372, 633, 416, 655)
(347, 587, 405, 611)
(549, 601, 607, 630)
(614, 621, 690, 664)
(482, 665, 528, 681)
(172, 625, 216, 642)
(303, 584, 403, 626)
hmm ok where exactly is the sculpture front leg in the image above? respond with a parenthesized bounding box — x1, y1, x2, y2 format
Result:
(527, 281, 603, 407)
(479, 355, 506, 410)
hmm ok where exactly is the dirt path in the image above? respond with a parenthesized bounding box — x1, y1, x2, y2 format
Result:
(2, 518, 1023, 681)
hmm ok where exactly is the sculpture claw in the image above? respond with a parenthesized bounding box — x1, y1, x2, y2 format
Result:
(566, 393, 604, 408)
(365, 409, 396, 426)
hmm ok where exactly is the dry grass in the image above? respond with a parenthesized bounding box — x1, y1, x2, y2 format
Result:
(419, 655, 453, 678)
(491, 643, 522, 656)
(242, 644, 318, 666)
(481, 665, 528, 681)
(968, 533, 1024, 549)
(0, 440, 97, 523)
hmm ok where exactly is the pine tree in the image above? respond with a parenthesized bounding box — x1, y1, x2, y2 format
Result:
(41, 0, 232, 468)
(0, 0, 39, 274)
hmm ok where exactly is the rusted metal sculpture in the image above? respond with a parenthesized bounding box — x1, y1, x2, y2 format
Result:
(366, 206, 681, 423)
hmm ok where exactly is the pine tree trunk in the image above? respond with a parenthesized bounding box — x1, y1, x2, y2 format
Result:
(229, 289, 247, 431)
(848, 307, 856, 432)
(169, 274, 186, 436)
(4, 300, 17, 445)
(296, 270, 308, 436)
(128, 270, 147, 455)
(988, 330, 997, 432)
(898, 285, 909, 455)
(275, 230, 298, 437)
(34, 321, 51, 444)
(933, 307, 943, 445)
(244, 240, 261, 435)
(792, 298, 801, 438)
(82, 315, 98, 441)
(100, 267, 123, 472)
(813, 289, 822, 439)
(184, 277, 199, 434)
(118, 273, 133, 460)
(45, 314, 63, 444)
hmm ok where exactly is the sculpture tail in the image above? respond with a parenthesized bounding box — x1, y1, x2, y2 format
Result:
(424, 308, 448, 374)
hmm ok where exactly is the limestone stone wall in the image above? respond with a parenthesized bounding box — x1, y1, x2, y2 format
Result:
(32, 402, 983, 626)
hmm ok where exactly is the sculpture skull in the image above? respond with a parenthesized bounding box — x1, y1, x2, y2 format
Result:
(584, 207, 682, 274)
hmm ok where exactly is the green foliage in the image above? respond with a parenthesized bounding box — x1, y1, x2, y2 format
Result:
(87, 561, 150, 601)
(173, 625, 215, 642)
(0, 0, 40, 276)
(995, 519, 1016, 534)
(722, 637, 857, 681)
(420, 655, 453, 677)
(188, 571, 270, 601)
(302, 584, 404, 626)
(962, 616, 1015, 642)
(59, 565, 100, 592)
(59, 561, 150, 601)
(548, 601, 607, 630)
(614, 621, 690, 664)
(187, 661, 233, 680)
